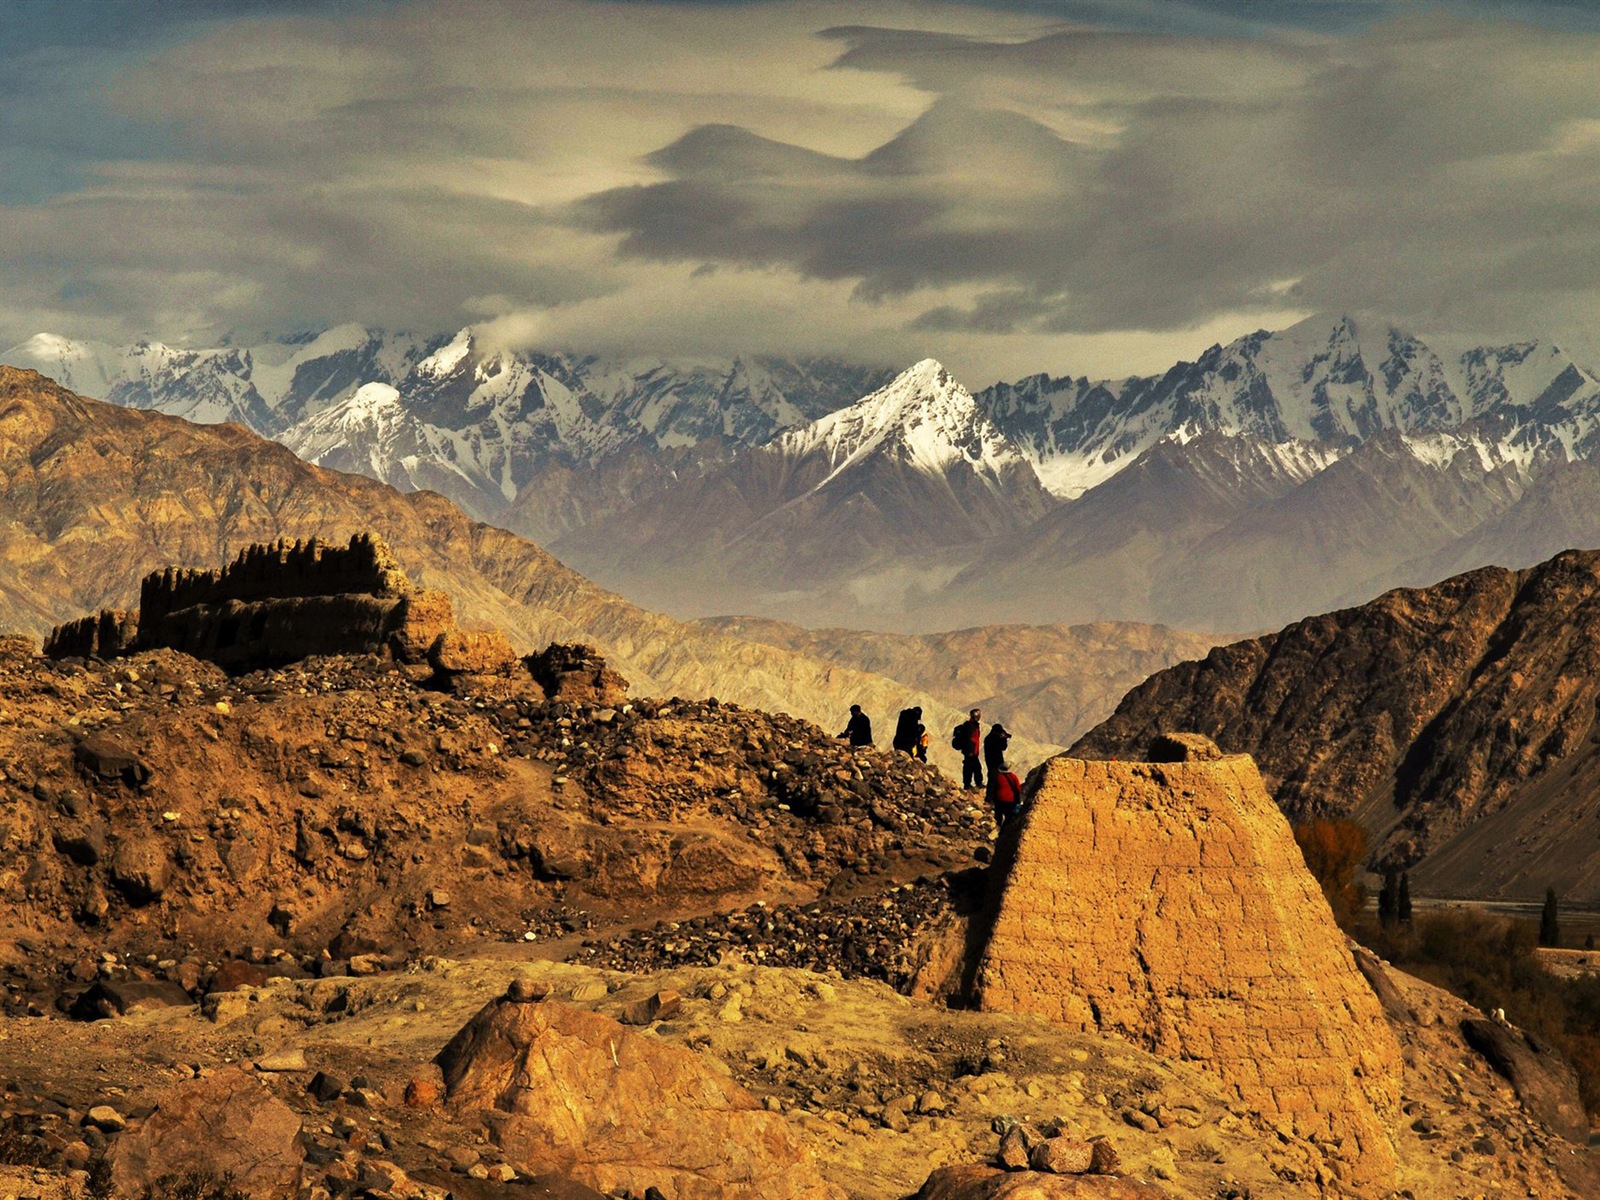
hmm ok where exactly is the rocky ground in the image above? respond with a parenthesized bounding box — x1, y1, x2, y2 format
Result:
(2, 641, 1598, 1200)
(0, 955, 1595, 1200)
(0, 641, 990, 1019)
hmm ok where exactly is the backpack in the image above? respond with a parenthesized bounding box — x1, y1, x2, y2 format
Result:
(995, 771, 1023, 806)
(951, 724, 967, 751)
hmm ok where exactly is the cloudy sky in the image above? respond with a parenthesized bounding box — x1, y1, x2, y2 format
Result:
(3, 0, 1600, 384)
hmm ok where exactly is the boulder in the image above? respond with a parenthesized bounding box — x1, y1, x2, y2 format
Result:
(108, 1066, 305, 1197)
(207, 959, 269, 993)
(524, 643, 630, 707)
(1352, 946, 1415, 1025)
(69, 979, 192, 1021)
(75, 735, 150, 786)
(436, 988, 840, 1200)
(915, 1165, 1168, 1199)
(109, 837, 172, 904)
(1461, 1018, 1588, 1143)
(430, 628, 518, 676)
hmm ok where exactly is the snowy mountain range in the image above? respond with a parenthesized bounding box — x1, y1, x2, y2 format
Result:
(10, 313, 1600, 630)
(3, 326, 891, 542)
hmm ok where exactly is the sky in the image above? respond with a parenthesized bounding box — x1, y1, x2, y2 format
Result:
(3, 0, 1600, 385)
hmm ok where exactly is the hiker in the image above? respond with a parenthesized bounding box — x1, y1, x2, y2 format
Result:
(952, 708, 983, 790)
(992, 766, 1024, 830)
(983, 721, 1012, 806)
(914, 713, 929, 761)
(892, 706, 919, 755)
(838, 704, 873, 747)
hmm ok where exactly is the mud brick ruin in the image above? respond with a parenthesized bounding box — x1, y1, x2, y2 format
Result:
(45, 533, 455, 670)
(967, 734, 1403, 1191)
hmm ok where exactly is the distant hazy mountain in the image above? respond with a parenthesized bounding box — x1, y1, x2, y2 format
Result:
(551, 359, 1056, 619)
(12, 313, 1600, 631)
(693, 615, 1228, 748)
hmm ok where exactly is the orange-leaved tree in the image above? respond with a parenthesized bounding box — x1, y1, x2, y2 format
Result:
(1292, 818, 1369, 930)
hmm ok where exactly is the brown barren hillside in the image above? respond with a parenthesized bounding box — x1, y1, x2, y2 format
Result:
(697, 616, 1228, 746)
(0, 366, 1053, 759)
(1072, 548, 1600, 901)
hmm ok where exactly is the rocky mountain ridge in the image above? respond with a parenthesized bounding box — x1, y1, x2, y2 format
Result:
(1072, 546, 1600, 901)
(16, 314, 1600, 631)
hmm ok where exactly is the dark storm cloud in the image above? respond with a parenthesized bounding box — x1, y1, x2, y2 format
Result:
(581, 15, 1600, 344)
(5, 0, 1600, 379)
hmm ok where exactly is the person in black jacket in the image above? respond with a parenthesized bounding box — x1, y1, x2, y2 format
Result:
(982, 721, 1011, 804)
(838, 704, 873, 747)
(891, 706, 919, 755)
(953, 708, 983, 790)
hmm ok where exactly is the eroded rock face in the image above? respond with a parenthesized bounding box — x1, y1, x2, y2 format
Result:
(970, 752, 1402, 1190)
(436, 990, 840, 1200)
(1461, 1018, 1588, 1143)
(1072, 550, 1600, 897)
(107, 1066, 305, 1197)
(524, 643, 630, 706)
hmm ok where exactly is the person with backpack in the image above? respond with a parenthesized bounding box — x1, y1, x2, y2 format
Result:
(838, 704, 873, 747)
(892, 706, 921, 756)
(952, 708, 983, 790)
(992, 766, 1024, 830)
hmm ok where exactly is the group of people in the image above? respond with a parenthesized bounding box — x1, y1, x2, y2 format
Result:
(838, 702, 1024, 829)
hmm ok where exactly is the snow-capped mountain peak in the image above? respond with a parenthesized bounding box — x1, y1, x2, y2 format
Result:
(776, 358, 1030, 490)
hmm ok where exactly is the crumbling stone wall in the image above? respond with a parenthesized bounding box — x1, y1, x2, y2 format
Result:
(43, 610, 137, 659)
(45, 534, 455, 671)
(970, 746, 1401, 1189)
(137, 532, 409, 627)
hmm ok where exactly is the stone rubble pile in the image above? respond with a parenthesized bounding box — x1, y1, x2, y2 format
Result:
(579, 877, 961, 988)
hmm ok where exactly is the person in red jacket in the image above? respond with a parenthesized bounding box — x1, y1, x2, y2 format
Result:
(952, 708, 983, 790)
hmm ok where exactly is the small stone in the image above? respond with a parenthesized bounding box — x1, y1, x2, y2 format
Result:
(1122, 1107, 1160, 1133)
(1031, 1137, 1095, 1174)
(255, 1048, 307, 1072)
(428, 889, 451, 908)
(620, 989, 683, 1026)
(403, 1078, 440, 1109)
(506, 977, 550, 1003)
(916, 1089, 946, 1115)
(569, 981, 608, 1003)
(1147, 1144, 1178, 1180)
(201, 990, 250, 1023)
(998, 1124, 1040, 1170)
(445, 1145, 480, 1172)
(84, 1105, 126, 1132)
(307, 1072, 346, 1104)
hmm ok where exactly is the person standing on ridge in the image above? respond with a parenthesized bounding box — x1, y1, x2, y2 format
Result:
(952, 708, 983, 790)
(983, 720, 1012, 806)
(892, 706, 919, 755)
(839, 704, 873, 747)
(914, 709, 929, 761)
